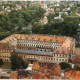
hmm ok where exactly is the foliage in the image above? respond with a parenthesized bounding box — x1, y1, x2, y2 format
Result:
(10, 53, 28, 70)
(74, 64, 80, 70)
(0, 61, 11, 69)
(0, 6, 45, 40)
(0, 59, 3, 65)
(59, 62, 71, 70)
(33, 15, 80, 38)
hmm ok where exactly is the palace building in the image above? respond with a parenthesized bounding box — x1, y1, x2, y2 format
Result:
(0, 34, 75, 63)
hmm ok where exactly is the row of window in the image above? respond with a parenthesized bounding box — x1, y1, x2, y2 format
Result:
(18, 40, 62, 45)
(3, 58, 9, 61)
(0, 50, 11, 52)
(18, 44, 52, 48)
(36, 48, 51, 52)
(26, 55, 53, 61)
(25, 55, 68, 62)
(1, 53, 10, 57)
(19, 43, 52, 46)
(53, 54, 68, 57)
(18, 43, 60, 49)
(56, 58, 67, 62)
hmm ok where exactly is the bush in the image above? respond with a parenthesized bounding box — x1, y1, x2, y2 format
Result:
(74, 64, 80, 70)
(0, 59, 3, 65)
(59, 62, 71, 70)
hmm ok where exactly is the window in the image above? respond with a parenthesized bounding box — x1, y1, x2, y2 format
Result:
(44, 38, 46, 41)
(3, 46, 6, 48)
(56, 39, 58, 42)
(50, 39, 52, 42)
(32, 37, 34, 40)
(38, 38, 40, 40)
(7, 41, 9, 43)
(51, 58, 53, 60)
(26, 37, 28, 39)
(66, 55, 67, 57)
(48, 58, 50, 60)
(57, 51, 59, 53)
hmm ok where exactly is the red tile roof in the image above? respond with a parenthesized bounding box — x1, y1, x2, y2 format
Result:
(32, 61, 61, 79)
(65, 70, 80, 79)
(54, 38, 75, 54)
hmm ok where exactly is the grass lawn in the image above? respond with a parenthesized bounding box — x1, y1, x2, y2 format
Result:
(0, 62, 11, 69)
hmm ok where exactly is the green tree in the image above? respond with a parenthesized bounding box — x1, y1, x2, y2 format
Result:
(10, 53, 28, 70)
(59, 62, 71, 70)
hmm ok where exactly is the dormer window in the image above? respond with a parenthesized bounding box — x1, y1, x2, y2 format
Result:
(56, 39, 58, 42)
(14, 37, 17, 38)
(38, 38, 40, 40)
(3, 46, 6, 48)
(50, 39, 52, 42)
(62, 51, 65, 53)
(57, 51, 59, 53)
(7, 41, 9, 43)
(26, 37, 28, 39)
(44, 38, 46, 41)
(32, 37, 34, 40)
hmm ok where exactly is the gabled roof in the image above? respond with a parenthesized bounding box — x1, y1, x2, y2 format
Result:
(54, 38, 75, 54)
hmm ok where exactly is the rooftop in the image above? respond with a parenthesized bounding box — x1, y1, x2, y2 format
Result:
(54, 38, 75, 54)
(65, 70, 80, 79)
(14, 49, 53, 56)
(32, 61, 61, 79)
(0, 34, 72, 44)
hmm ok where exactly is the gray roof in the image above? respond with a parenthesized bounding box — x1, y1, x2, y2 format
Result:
(14, 49, 53, 56)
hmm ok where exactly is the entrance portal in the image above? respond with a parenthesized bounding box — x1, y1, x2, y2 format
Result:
(30, 60, 33, 64)
(27, 58, 37, 64)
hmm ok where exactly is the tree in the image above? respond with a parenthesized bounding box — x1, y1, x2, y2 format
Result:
(59, 62, 71, 70)
(0, 59, 3, 65)
(10, 53, 28, 70)
(32, 22, 42, 34)
(74, 64, 80, 70)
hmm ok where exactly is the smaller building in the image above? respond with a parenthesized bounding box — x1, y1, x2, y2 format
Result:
(41, 16, 48, 24)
